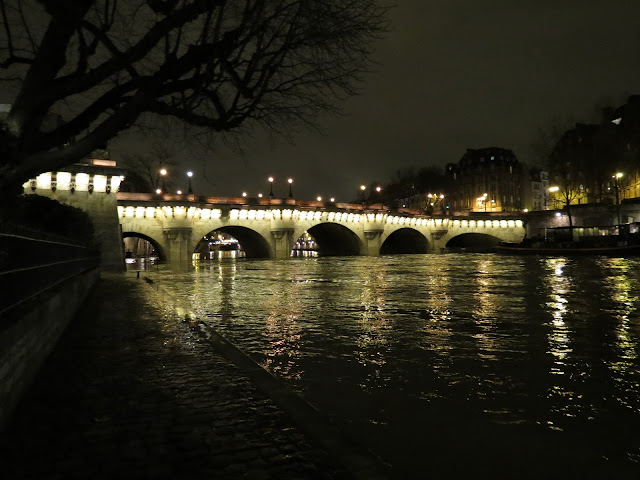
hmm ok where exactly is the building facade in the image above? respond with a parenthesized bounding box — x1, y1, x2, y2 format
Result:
(446, 147, 524, 213)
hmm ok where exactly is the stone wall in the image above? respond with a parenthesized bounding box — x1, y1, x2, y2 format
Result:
(0, 267, 99, 431)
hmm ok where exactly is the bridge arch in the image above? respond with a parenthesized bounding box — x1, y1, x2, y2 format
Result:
(296, 222, 362, 256)
(380, 227, 429, 254)
(122, 231, 167, 261)
(196, 225, 272, 259)
(446, 232, 502, 251)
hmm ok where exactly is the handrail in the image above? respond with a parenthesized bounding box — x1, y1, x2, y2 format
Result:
(0, 261, 98, 318)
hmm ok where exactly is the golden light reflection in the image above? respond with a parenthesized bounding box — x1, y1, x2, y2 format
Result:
(356, 265, 390, 390)
(544, 258, 572, 367)
(471, 258, 499, 360)
(261, 282, 304, 381)
(598, 258, 639, 377)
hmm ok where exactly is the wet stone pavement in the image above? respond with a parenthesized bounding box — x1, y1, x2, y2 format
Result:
(0, 273, 354, 479)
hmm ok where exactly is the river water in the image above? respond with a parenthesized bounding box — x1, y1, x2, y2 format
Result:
(147, 254, 640, 477)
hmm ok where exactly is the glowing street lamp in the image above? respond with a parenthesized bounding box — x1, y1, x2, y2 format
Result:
(548, 186, 560, 210)
(258, 193, 263, 198)
(360, 184, 366, 204)
(177, 189, 182, 194)
(288, 178, 294, 198)
(155, 168, 168, 191)
(316, 196, 322, 202)
(613, 172, 624, 229)
(268, 176, 274, 198)
(330, 197, 335, 202)
(242, 192, 247, 198)
(477, 192, 488, 212)
(187, 171, 193, 194)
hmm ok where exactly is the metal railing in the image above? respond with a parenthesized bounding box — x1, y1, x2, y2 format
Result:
(0, 228, 100, 318)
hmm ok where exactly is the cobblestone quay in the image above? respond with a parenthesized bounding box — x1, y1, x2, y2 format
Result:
(0, 273, 382, 479)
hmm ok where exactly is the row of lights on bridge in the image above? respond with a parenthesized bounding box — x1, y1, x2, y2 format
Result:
(240, 177, 348, 203)
(154, 169, 193, 195)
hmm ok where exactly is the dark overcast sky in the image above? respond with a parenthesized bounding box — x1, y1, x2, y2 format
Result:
(113, 0, 640, 202)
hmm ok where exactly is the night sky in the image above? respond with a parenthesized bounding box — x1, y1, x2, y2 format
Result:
(113, 1, 640, 202)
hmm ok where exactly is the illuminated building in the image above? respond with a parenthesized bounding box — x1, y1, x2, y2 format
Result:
(446, 147, 523, 213)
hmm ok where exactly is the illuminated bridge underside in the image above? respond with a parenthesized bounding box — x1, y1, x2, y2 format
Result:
(118, 202, 525, 262)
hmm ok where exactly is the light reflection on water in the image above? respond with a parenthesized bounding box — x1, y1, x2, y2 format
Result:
(152, 254, 640, 475)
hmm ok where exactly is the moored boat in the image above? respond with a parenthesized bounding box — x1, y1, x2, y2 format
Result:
(496, 241, 640, 255)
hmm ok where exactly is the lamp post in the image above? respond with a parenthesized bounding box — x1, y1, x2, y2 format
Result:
(161, 168, 168, 193)
(613, 172, 624, 231)
(187, 171, 193, 194)
(268, 176, 274, 198)
(288, 178, 294, 198)
(360, 184, 366, 205)
(155, 168, 167, 192)
(477, 193, 488, 212)
(548, 186, 559, 210)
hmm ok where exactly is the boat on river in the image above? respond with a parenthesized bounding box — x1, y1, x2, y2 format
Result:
(497, 224, 640, 256)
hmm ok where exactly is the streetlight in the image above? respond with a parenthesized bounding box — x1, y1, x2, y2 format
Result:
(360, 184, 366, 204)
(187, 171, 193, 194)
(316, 196, 322, 202)
(374, 186, 382, 202)
(155, 168, 168, 191)
(548, 186, 559, 210)
(330, 197, 335, 202)
(268, 176, 274, 198)
(160, 168, 168, 192)
(613, 172, 624, 230)
(288, 178, 294, 198)
(177, 189, 182, 194)
(242, 192, 247, 198)
(258, 193, 263, 198)
(155, 188, 162, 194)
(477, 193, 488, 212)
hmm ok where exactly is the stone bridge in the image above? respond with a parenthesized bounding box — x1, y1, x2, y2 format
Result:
(117, 193, 526, 262)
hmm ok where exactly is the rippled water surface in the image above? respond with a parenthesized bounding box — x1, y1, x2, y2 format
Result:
(152, 254, 640, 476)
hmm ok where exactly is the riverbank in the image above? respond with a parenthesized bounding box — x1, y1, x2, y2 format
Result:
(0, 273, 383, 479)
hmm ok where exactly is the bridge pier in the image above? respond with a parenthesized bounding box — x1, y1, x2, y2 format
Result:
(362, 227, 384, 256)
(271, 229, 294, 259)
(429, 230, 448, 253)
(163, 228, 192, 264)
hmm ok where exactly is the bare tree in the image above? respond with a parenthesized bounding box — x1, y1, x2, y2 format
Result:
(118, 143, 178, 193)
(0, 0, 388, 194)
(548, 126, 591, 228)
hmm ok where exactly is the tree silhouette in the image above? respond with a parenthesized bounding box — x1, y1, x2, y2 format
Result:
(0, 0, 388, 194)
